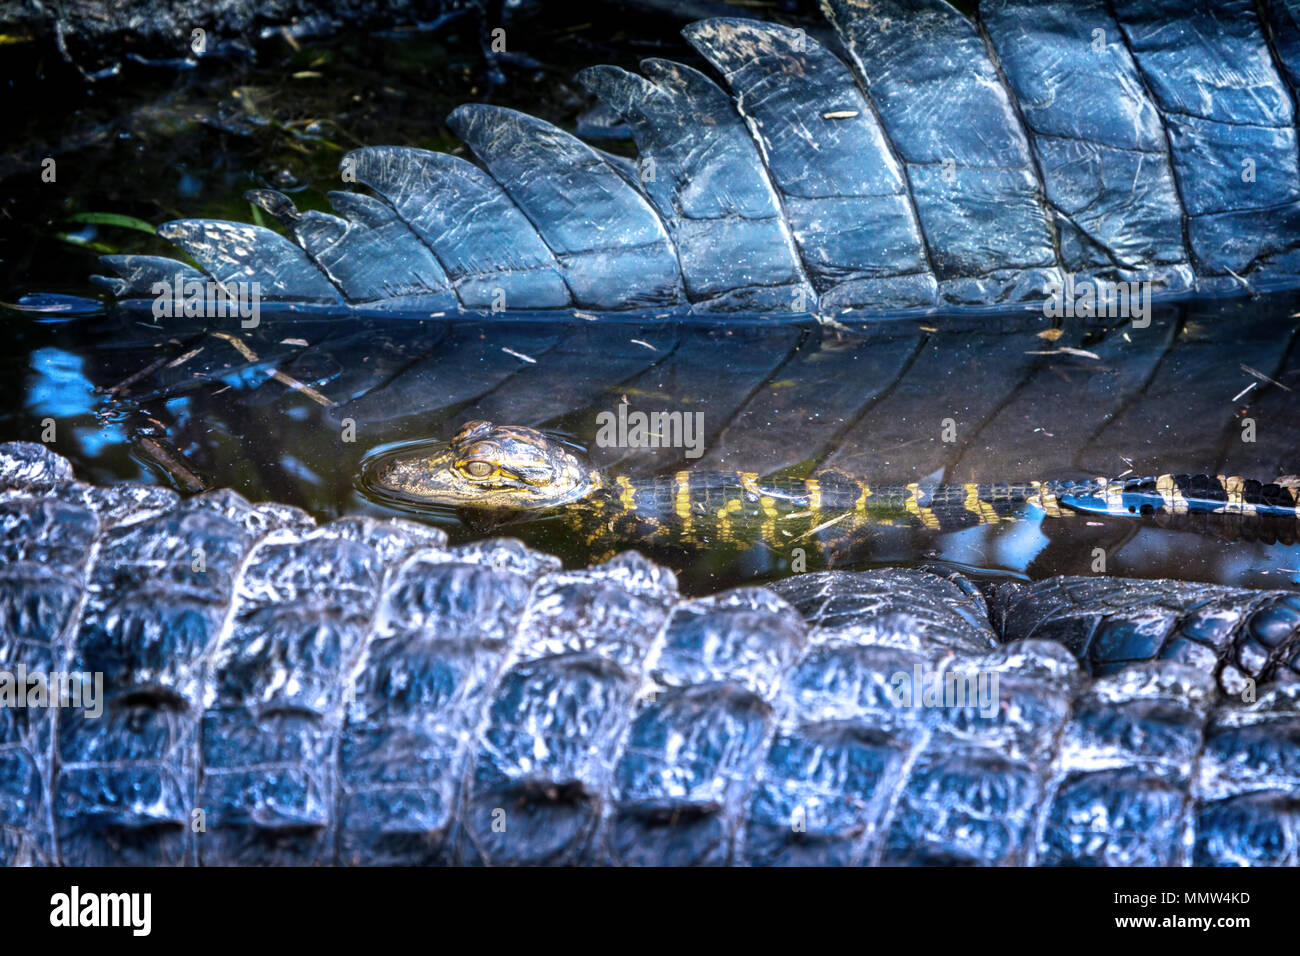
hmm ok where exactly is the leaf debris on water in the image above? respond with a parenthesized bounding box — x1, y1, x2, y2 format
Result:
(1232, 381, 1258, 402)
(1240, 363, 1291, 391)
(501, 347, 537, 364)
(1025, 347, 1100, 360)
(210, 331, 333, 406)
(164, 347, 203, 369)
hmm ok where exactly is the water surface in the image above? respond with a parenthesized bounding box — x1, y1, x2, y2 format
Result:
(3, 294, 1297, 595)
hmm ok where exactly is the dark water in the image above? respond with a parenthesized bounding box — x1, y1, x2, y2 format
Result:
(2, 294, 1298, 595)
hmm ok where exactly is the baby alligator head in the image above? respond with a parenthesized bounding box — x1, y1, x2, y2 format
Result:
(363, 420, 601, 512)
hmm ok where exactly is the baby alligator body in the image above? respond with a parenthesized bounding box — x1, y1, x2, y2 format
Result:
(361, 421, 1300, 552)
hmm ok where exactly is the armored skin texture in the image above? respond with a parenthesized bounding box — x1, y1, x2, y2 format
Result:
(4, 440, 1300, 866)
(90, 0, 1300, 318)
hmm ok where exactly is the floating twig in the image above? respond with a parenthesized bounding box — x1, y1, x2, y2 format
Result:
(209, 332, 333, 406)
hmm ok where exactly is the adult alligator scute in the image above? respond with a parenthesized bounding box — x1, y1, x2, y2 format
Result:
(83, 0, 1300, 319)
(4, 441, 1300, 866)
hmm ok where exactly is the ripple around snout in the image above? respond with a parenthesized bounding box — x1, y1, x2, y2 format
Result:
(354, 437, 461, 519)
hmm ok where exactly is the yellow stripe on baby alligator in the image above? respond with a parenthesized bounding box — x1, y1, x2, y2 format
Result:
(963, 483, 1000, 524)
(739, 472, 763, 499)
(1155, 474, 1189, 514)
(615, 475, 638, 512)
(674, 471, 694, 534)
(1217, 474, 1256, 515)
(715, 498, 744, 542)
(803, 478, 823, 512)
(1029, 480, 1063, 518)
(905, 482, 942, 530)
(759, 495, 779, 545)
(855, 482, 873, 512)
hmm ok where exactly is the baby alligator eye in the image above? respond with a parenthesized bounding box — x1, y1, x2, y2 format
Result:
(463, 460, 495, 479)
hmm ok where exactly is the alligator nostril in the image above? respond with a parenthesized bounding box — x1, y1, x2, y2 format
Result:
(367, 456, 403, 489)
(379, 459, 408, 487)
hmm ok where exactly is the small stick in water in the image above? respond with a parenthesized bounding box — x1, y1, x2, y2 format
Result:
(135, 435, 209, 493)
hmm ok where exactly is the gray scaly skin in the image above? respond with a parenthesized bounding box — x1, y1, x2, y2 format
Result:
(3, 441, 1300, 866)
(89, 0, 1300, 318)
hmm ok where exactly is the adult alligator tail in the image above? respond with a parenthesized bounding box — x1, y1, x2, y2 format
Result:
(89, 0, 1300, 318)
(4, 440, 1300, 866)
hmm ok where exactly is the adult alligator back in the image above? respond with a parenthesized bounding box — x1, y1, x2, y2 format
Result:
(4, 441, 1300, 866)
(89, 0, 1300, 317)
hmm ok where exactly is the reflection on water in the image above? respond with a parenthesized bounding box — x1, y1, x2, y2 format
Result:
(2, 292, 1298, 595)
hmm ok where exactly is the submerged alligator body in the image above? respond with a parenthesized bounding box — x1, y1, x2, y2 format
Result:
(4, 440, 1300, 866)
(89, 0, 1300, 318)
(360, 421, 1300, 556)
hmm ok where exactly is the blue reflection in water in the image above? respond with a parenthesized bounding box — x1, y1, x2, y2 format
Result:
(280, 453, 323, 486)
(938, 518, 1050, 575)
(26, 348, 126, 457)
(72, 424, 126, 458)
(993, 519, 1053, 573)
(27, 348, 95, 417)
(165, 395, 192, 425)
(220, 366, 271, 391)
(177, 171, 203, 198)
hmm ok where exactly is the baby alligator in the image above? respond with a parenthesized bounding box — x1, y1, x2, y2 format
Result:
(360, 421, 1300, 552)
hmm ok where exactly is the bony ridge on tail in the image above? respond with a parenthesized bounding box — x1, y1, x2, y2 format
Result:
(358, 421, 1300, 551)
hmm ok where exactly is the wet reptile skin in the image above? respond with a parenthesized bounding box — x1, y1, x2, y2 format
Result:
(4, 440, 1300, 866)
(90, 0, 1300, 316)
(361, 422, 1300, 555)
